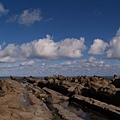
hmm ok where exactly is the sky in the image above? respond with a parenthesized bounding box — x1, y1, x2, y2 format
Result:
(0, 0, 120, 76)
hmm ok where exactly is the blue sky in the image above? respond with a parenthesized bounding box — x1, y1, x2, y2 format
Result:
(0, 0, 120, 76)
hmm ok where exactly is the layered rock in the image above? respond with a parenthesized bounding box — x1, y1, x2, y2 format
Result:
(0, 79, 53, 120)
(7, 74, 120, 119)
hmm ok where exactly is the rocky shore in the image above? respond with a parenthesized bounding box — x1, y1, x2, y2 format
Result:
(0, 75, 120, 119)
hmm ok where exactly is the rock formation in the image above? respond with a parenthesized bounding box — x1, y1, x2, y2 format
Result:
(0, 75, 120, 119)
(0, 78, 53, 120)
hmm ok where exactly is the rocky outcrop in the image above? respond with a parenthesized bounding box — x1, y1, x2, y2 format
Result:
(0, 79, 53, 120)
(43, 87, 82, 120)
(7, 74, 120, 119)
(43, 87, 69, 104)
(0, 78, 25, 94)
(72, 95, 120, 119)
(36, 75, 120, 104)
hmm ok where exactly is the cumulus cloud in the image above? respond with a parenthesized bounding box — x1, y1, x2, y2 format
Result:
(0, 3, 9, 16)
(7, 9, 42, 25)
(20, 35, 86, 59)
(20, 35, 58, 59)
(57, 37, 86, 58)
(0, 56, 17, 63)
(0, 44, 21, 62)
(20, 60, 35, 66)
(0, 35, 86, 62)
(0, 44, 18, 57)
(106, 29, 120, 59)
(88, 39, 109, 55)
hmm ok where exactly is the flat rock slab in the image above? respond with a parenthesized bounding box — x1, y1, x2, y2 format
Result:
(73, 95, 120, 118)
(53, 104, 84, 120)
(43, 87, 83, 120)
(43, 87, 69, 103)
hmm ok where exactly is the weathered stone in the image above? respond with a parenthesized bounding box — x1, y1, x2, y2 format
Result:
(73, 95, 120, 119)
(9, 75, 120, 119)
(68, 86, 76, 92)
(0, 79, 53, 120)
(0, 78, 25, 94)
(53, 104, 83, 120)
(28, 93, 42, 105)
(43, 87, 69, 103)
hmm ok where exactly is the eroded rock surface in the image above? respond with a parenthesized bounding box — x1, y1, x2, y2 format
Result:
(0, 79, 53, 120)
(2, 74, 120, 119)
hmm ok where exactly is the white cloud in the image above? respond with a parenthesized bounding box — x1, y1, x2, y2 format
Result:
(106, 29, 120, 59)
(0, 44, 21, 62)
(0, 44, 18, 57)
(47, 57, 115, 76)
(0, 56, 119, 76)
(0, 3, 9, 16)
(41, 62, 46, 66)
(0, 31, 120, 76)
(18, 9, 42, 25)
(20, 60, 35, 66)
(7, 9, 42, 25)
(57, 37, 86, 58)
(88, 39, 109, 55)
(20, 35, 86, 59)
(0, 56, 17, 63)
(20, 35, 58, 59)
(0, 35, 86, 62)
(88, 56, 96, 62)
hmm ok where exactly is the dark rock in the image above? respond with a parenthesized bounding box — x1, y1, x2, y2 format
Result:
(112, 78, 120, 88)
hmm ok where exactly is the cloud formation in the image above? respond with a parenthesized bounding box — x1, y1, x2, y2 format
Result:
(18, 9, 42, 25)
(0, 35, 86, 62)
(0, 33, 120, 76)
(0, 3, 9, 16)
(0, 44, 20, 62)
(7, 9, 42, 25)
(0, 28, 120, 76)
(20, 60, 35, 66)
(47, 57, 116, 76)
(88, 39, 109, 55)
(20, 35, 86, 60)
(0, 56, 119, 76)
(106, 29, 120, 59)
(57, 37, 86, 58)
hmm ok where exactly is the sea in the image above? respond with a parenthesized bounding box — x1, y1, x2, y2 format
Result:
(0, 76, 114, 79)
